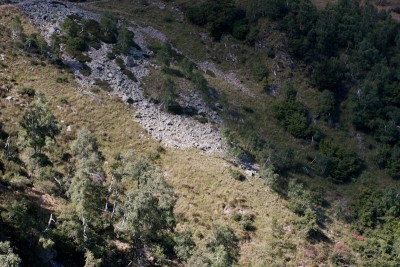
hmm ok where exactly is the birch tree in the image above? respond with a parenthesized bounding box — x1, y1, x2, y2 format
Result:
(69, 129, 105, 242)
(20, 93, 60, 157)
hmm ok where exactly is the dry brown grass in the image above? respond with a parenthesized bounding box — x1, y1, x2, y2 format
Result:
(1, 58, 308, 264)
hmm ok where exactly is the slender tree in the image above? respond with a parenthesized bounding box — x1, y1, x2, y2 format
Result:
(114, 155, 176, 265)
(117, 26, 134, 55)
(50, 33, 61, 62)
(69, 129, 105, 242)
(20, 93, 60, 157)
(99, 12, 118, 43)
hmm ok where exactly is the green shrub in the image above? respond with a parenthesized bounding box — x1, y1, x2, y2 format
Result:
(350, 188, 400, 265)
(287, 180, 312, 215)
(254, 0, 289, 20)
(107, 51, 116, 60)
(372, 143, 400, 180)
(318, 90, 336, 124)
(156, 43, 173, 67)
(174, 231, 195, 261)
(123, 69, 138, 82)
(0, 123, 6, 140)
(163, 13, 174, 23)
(66, 37, 88, 54)
(230, 213, 255, 231)
(115, 57, 124, 67)
(10, 16, 24, 42)
(222, 129, 245, 160)
(313, 57, 346, 92)
(116, 26, 135, 55)
(192, 72, 208, 92)
(191, 72, 211, 102)
(229, 169, 246, 182)
(207, 225, 239, 265)
(252, 62, 269, 82)
(82, 19, 102, 38)
(186, 0, 243, 40)
(24, 33, 39, 50)
(239, 214, 255, 231)
(267, 48, 275, 59)
(61, 17, 79, 37)
(19, 87, 35, 97)
(298, 208, 321, 240)
(56, 76, 69, 83)
(180, 58, 194, 78)
(94, 79, 112, 92)
(245, 26, 259, 46)
(286, 111, 309, 138)
(186, 4, 208, 26)
(58, 96, 68, 105)
(74, 52, 91, 63)
(80, 64, 92, 76)
(315, 140, 363, 183)
(273, 85, 310, 138)
(86, 37, 101, 50)
(99, 11, 118, 43)
(231, 213, 241, 222)
(232, 20, 249, 40)
(260, 166, 281, 192)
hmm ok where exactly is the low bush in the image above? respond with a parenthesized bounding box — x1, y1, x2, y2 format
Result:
(99, 11, 118, 43)
(80, 64, 91, 76)
(252, 62, 269, 82)
(229, 169, 246, 181)
(315, 140, 363, 183)
(94, 79, 112, 92)
(56, 76, 69, 83)
(115, 26, 135, 55)
(185, 0, 246, 40)
(231, 213, 255, 231)
(232, 20, 249, 40)
(61, 17, 79, 37)
(65, 37, 88, 53)
(260, 166, 281, 192)
(19, 87, 35, 97)
(273, 85, 310, 138)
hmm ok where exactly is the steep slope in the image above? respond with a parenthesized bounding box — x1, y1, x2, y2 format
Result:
(0, 3, 358, 266)
(1, 0, 399, 266)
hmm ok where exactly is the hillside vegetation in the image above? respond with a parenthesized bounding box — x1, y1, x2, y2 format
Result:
(0, 0, 399, 266)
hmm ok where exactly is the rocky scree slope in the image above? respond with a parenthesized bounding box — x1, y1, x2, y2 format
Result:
(15, 0, 223, 153)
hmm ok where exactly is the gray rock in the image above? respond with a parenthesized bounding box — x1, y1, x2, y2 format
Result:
(17, 0, 224, 154)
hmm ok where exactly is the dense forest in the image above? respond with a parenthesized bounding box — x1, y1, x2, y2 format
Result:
(1, 0, 400, 266)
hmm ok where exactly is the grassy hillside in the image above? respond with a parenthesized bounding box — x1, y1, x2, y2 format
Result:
(0, 0, 399, 266)
(85, 0, 400, 265)
(0, 4, 347, 266)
